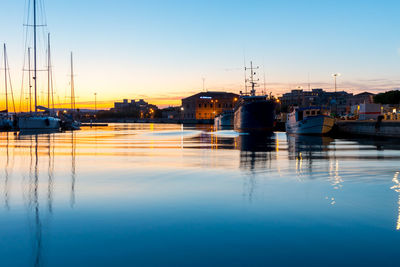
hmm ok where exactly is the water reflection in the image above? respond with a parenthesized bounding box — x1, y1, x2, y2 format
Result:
(239, 133, 275, 170)
(287, 134, 332, 160)
(18, 132, 58, 267)
(0, 124, 400, 266)
(28, 134, 43, 267)
(391, 171, 400, 230)
(3, 133, 11, 210)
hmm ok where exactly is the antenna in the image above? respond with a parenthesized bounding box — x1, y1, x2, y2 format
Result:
(243, 50, 247, 94)
(245, 61, 259, 96)
(263, 66, 266, 95)
(202, 77, 205, 92)
(308, 72, 311, 91)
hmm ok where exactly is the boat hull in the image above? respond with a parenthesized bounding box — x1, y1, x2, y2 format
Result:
(286, 115, 335, 135)
(18, 116, 61, 130)
(234, 100, 275, 132)
(214, 112, 234, 128)
(0, 118, 12, 130)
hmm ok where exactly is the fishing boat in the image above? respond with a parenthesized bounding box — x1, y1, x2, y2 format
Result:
(214, 110, 234, 128)
(286, 106, 335, 135)
(18, 1, 60, 130)
(234, 62, 275, 132)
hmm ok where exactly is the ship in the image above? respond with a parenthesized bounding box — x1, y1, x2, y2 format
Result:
(286, 106, 335, 135)
(234, 61, 275, 133)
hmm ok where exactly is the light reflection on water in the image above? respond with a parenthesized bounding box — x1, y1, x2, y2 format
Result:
(0, 123, 400, 266)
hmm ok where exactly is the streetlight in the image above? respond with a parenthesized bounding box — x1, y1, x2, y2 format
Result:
(94, 92, 97, 113)
(332, 73, 341, 116)
(332, 73, 341, 94)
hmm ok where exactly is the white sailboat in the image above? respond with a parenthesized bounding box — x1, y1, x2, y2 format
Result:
(18, 0, 60, 130)
(1, 44, 14, 130)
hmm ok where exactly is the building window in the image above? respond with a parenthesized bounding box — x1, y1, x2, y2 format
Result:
(210, 104, 213, 108)
(218, 104, 221, 108)
(199, 104, 202, 108)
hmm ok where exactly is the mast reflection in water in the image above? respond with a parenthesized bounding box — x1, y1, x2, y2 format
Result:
(0, 124, 399, 266)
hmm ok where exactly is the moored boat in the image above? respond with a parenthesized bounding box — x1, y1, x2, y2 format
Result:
(234, 61, 275, 133)
(286, 106, 335, 135)
(234, 96, 275, 132)
(18, 2, 60, 131)
(18, 115, 60, 130)
(0, 114, 12, 130)
(214, 110, 234, 128)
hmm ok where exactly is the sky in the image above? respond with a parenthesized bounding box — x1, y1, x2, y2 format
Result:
(1, 0, 400, 110)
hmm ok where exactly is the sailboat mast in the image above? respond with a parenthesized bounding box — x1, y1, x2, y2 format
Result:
(47, 33, 50, 110)
(33, 0, 37, 113)
(3, 44, 8, 114)
(28, 48, 32, 113)
(70, 52, 75, 111)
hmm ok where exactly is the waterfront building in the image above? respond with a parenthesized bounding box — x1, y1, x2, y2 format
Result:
(161, 107, 181, 120)
(112, 99, 158, 118)
(346, 92, 375, 107)
(181, 92, 240, 120)
(279, 88, 359, 115)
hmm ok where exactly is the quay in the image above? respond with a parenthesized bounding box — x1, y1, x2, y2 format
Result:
(81, 123, 109, 127)
(336, 120, 400, 138)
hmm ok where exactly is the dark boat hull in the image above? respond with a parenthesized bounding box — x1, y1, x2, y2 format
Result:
(234, 100, 275, 132)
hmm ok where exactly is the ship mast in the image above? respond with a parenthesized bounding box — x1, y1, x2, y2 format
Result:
(28, 47, 32, 113)
(245, 61, 259, 96)
(47, 33, 51, 110)
(70, 52, 75, 111)
(3, 44, 8, 114)
(33, 0, 38, 113)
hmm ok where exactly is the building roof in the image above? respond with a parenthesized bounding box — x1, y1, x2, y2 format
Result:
(182, 91, 240, 101)
(354, 92, 375, 96)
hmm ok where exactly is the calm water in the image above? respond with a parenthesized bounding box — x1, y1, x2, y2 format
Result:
(0, 124, 399, 266)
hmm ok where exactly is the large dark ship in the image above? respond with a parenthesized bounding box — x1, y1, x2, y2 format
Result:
(234, 62, 275, 132)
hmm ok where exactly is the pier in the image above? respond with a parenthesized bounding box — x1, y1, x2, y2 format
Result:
(336, 120, 400, 138)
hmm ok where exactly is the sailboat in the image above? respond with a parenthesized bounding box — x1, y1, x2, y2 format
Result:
(18, 0, 60, 130)
(0, 44, 14, 130)
(61, 52, 81, 130)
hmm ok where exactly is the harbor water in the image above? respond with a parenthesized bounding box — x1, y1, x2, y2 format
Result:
(0, 123, 400, 266)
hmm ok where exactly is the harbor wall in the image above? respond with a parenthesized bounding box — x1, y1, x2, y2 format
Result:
(336, 120, 400, 138)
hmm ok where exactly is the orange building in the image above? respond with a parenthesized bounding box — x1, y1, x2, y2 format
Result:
(181, 92, 239, 120)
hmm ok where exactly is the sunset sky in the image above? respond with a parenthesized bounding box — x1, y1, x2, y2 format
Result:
(1, 0, 400, 110)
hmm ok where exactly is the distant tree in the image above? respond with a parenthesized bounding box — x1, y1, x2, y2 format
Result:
(374, 90, 400, 104)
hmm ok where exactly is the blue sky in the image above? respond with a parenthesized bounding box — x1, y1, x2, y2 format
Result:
(1, 0, 400, 108)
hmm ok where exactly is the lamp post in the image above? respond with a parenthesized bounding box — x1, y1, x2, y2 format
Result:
(332, 73, 340, 94)
(94, 93, 97, 113)
(332, 73, 341, 116)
